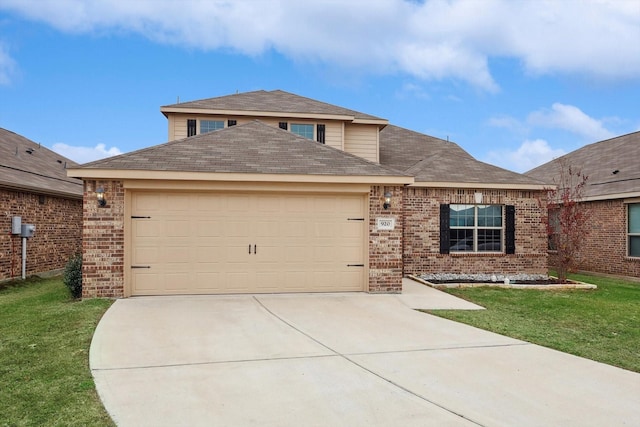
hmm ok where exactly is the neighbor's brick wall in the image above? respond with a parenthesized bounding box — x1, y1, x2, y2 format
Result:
(0, 188, 82, 281)
(548, 199, 640, 278)
(369, 185, 404, 293)
(403, 187, 548, 276)
(82, 180, 125, 298)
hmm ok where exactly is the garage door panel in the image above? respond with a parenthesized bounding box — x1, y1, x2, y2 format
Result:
(130, 192, 366, 295)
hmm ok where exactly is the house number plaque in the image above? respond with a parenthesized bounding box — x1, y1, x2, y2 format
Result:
(376, 217, 395, 231)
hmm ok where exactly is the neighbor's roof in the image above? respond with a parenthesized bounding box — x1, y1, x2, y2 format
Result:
(380, 125, 546, 188)
(526, 131, 640, 200)
(71, 120, 411, 183)
(0, 128, 83, 198)
(161, 90, 387, 124)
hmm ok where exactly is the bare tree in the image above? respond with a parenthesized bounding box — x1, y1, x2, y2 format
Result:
(539, 159, 590, 282)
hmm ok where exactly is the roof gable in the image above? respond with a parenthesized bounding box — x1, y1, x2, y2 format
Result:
(78, 120, 407, 179)
(161, 90, 386, 122)
(0, 128, 83, 198)
(526, 131, 640, 199)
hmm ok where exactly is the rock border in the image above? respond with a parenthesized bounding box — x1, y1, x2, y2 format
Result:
(409, 275, 597, 290)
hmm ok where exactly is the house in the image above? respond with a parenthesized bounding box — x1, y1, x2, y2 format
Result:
(68, 90, 548, 298)
(526, 131, 640, 278)
(0, 128, 83, 281)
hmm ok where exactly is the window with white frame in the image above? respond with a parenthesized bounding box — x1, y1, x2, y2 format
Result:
(449, 204, 503, 252)
(629, 203, 640, 257)
(200, 120, 224, 133)
(291, 123, 314, 140)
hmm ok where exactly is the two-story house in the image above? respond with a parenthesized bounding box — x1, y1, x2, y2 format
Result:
(69, 90, 548, 298)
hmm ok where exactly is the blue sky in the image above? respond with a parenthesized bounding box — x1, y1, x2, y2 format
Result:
(0, 0, 639, 172)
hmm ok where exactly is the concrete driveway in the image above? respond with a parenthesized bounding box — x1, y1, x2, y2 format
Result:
(91, 279, 640, 427)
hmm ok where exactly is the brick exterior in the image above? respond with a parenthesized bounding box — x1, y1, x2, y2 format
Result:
(0, 188, 82, 281)
(368, 186, 404, 293)
(82, 180, 125, 298)
(548, 199, 640, 278)
(403, 187, 548, 277)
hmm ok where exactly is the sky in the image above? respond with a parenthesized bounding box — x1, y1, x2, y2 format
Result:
(0, 0, 639, 173)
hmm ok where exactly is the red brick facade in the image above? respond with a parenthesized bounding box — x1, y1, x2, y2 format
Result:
(368, 186, 404, 293)
(548, 199, 640, 278)
(82, 180, 125, 298)
(0, 188, 82, 281)
(402, 187, 548, 277)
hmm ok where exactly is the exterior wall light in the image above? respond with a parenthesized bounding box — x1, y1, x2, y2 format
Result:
(96, 187, 106, 207)
(383, 192, 392, 210)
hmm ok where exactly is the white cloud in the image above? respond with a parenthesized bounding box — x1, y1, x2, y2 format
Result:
(1, 0, 639, 91)
(51, 142, 122, 164)
(0, 43, 16, 85)
(485, 139, 566, 173)
(528, 103, 615, 142)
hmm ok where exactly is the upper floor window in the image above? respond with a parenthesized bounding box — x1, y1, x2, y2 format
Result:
(449, 204, 503, 252)
(291, 124, 314, 140)
(201, 120, 224, 133)
(629, 203, 640, 257)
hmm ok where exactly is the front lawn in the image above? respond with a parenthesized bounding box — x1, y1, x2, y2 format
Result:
(424, 272, 640, 373)
(0, 277, 114, 426)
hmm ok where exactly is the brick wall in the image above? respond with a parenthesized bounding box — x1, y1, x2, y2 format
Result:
(0, 188, 82, 281)
(403, 187, 548, 276)
(82, 180, 125, 298)
(368, 185, 404, 293)
(548, 199, 640, 278)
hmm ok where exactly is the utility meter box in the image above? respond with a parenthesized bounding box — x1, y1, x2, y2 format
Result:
(21, 224, 36, 238)
(12, 216, 22, 234)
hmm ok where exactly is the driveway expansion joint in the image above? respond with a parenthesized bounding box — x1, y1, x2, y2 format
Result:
(253, 296, 487, 427)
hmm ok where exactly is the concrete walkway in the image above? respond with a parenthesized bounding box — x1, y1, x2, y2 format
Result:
(91, 281, 639, 426)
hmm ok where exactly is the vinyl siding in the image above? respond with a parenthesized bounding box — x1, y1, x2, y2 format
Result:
(344, 124, 379, 163)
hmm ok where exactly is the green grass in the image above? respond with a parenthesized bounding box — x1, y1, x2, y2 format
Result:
(0, 277, 115, 427)
(424, 272, 640, 373)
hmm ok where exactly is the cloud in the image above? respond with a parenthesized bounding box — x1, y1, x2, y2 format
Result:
(0, 43, 16, 85)
(51, 142, 122, 164)
(528, 103, 615, 142)
(485, 139, 566, 173)
(1, 0, 639, 91)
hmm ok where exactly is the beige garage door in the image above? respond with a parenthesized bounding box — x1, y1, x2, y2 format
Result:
(130, 191, 366, 295)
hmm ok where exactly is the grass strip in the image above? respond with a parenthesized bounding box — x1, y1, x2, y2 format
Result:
(0, 277, 115, 426)
(424, 272, 640, 373)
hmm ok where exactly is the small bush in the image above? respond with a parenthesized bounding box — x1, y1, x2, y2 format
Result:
(63, 254, 83, 299)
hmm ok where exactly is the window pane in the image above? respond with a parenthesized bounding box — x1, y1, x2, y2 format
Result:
(478, 205, 502, 227)
(630, 236, 640, 257)
(629, 204, 640, 233)
(291, 124, 314, 139)
(450, 229, 473, 252)
(201, 120, 224, 133)
(478, 229, 502, 251)
(450, 205, 474, 227)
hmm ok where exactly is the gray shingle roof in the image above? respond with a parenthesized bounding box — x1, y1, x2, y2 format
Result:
(162, 90, 385, 122)
(526, 131, 640, 199)
(0, 128, 83, 198)
(380, 125, 544, 186)
(79, 120, 408, 178)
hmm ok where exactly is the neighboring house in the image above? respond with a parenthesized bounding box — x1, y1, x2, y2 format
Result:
(526, 131, 640, 278)
(0, 128, 83, 281)
(68, 90, 548, 298)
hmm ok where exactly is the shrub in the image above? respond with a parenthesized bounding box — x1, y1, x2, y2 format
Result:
(63, 254, 83, 299)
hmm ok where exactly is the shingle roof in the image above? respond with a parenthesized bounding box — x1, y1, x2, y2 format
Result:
(162, 90, 385, 122)
(0, 128, 83, 198)
(380, 125, 544, 186)
(79, 120, 408, 178)
(526, 131, 640, 199)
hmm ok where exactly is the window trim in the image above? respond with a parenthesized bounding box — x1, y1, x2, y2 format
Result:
(441, 204, 512, 254)
(290, 123, 314, 140)
(200, 119, 225, 134)
(628, 203, 640, 258)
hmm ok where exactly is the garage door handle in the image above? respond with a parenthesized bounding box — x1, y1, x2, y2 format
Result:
(249, 244, 251, 254)
(347, 264, 364, 267)
(132, 265, 151, 269)
(254, 244, 257, 254)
